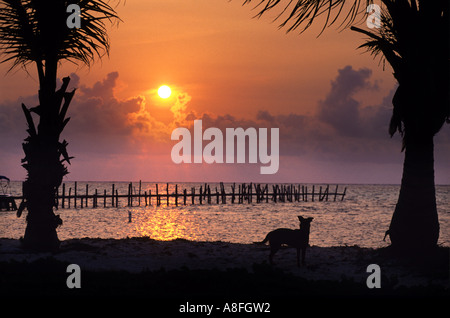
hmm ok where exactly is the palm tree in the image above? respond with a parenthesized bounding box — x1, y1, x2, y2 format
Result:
(0, 0, 120, 251)
(242, 0, 449, 251)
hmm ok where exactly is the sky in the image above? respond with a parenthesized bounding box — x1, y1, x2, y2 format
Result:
(0, 0, 449, 184)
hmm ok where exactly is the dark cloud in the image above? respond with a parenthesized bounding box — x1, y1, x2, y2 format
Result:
(317, 65, 382, 137)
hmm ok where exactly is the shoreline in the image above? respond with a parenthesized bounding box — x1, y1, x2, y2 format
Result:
(0, 237, 448, 299)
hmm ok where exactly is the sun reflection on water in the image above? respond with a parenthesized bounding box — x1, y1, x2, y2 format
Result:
(132, 207, 200, 241)
(2, 182, 448, 247)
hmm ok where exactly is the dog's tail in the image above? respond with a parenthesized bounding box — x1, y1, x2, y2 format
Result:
(253, 233, 270, 245)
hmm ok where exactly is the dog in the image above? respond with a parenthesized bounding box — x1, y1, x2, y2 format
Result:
(254, 216, 313, 267)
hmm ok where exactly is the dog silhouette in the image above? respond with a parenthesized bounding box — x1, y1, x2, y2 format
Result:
(255, 216, 313, 267)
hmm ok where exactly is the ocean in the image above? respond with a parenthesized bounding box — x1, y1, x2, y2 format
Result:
(1, 182, 449, 248)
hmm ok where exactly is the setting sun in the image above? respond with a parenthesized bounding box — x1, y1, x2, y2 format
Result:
(158, 85, 172, 99)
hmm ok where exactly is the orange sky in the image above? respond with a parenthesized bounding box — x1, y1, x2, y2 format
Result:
(1, 0, 395, 110)
(1, 0, 449, 183)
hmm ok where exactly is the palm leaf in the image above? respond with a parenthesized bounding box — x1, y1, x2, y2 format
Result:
(0, 0, 121, 74)
(21, 103, 36, 137)
(243, 0, 372, 34)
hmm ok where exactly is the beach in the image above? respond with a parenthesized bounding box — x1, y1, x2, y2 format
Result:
(1, 184, 449, 302)
(1, 237, 448, 302)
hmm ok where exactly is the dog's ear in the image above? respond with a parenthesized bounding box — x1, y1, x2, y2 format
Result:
(308, 217, 314, 221)
(298, 216, 304, 221)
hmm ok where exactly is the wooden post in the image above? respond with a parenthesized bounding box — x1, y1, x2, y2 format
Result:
(104, 189, 107, 207)
(116, 189, 119, 207)
(81, 184, 86, 208)
(128, 182, 132, 207)
(74, 181, 77, 208)
(334, 185, 339, 201)
(220, 182, 226, 204)
(166, 183, 169, 206)
(85, 184, 89, 207)
(183, 189, 187, 205)
(61, 183, 65, 208)
(232, 183, 236, 204)
(263, 184, 266, 203)
(312, 185, 315, 202)
(341, 187, 347, 201)
(237, 184, 240, 203)
(156, 184, 160, 206)
(175, 184, 178, 206)
(112, 184, 115, 207)
(138, 180, 142, 206)
(68, 188, 72, 208)
(207, 185, 211, 204)
(199, 186, 203, 204)
(131, 182, 134, 207)
(192, 187, 195, 205)
(94, 188, 98, 208)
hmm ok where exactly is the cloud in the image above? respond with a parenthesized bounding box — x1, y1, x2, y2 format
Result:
(317, 65, 381, 137)
(0, 68, 401, 163)
(1, 67, 449, 182)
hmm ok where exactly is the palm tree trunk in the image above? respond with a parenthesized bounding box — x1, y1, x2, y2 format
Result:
(21, 118, 64, 251)
(21, 75, 70, 252)
(22, 159, 61, 251)
(387, 134, 440, 250)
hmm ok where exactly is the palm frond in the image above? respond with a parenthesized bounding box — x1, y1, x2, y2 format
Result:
(242, 0, 373, 34)
(0, 0, 37, 72)
(0, 0, 121, 74)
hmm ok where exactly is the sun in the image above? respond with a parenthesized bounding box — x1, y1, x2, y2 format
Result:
(158, 85, 171, 99)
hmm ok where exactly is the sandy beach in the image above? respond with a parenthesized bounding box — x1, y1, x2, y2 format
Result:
(0, 237, 448, 301)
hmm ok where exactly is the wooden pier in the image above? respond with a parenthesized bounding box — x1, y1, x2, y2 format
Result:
(53, 182, 347, 209)
(3, 182, 347, 210)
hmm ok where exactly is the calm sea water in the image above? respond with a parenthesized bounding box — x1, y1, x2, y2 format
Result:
(1, 182, 449, 248)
